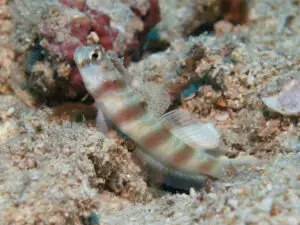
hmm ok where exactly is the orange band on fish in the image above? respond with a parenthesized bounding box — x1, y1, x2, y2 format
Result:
(112, 103, 146, 125)
(197, 159, 217, 176)
(142, 127, 172, 149)
(92, 79, 126, 98)
(168, 146, 194, 167)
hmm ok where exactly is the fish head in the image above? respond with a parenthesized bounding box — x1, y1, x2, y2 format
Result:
(74, 45, 122, 94)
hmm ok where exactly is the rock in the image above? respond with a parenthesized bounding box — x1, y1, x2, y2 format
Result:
(227, 199, 238, 209)
(256, 197, 273, 214)
(6, 107, 15, 116)
(262, 79, 300, 116)
(195, 205, 205, 217)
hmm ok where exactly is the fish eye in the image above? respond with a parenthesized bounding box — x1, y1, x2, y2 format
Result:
(90, 49, 102, 61)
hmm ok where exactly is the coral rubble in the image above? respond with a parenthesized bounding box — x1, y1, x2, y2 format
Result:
(0, 0, 14, 94)
(10, 0, 160, 104)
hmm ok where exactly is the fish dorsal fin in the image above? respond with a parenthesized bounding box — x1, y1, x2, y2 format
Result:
(160, 110, 226, 155)
(111, 57, 127, 75)
(110, 56, 134, 86)
(136, 82, 171, 118)
(108, 53, 171, 118)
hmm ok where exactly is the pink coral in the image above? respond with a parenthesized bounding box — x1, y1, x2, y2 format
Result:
(59, 0, 87, 10)
(59, 38, 84, 61)
(39, 0, 159, 62)
(68, 16, 91, 42)
(39, 7, 119, 60)
(22, 0, 160, 103)
(70, 68, 84, 87)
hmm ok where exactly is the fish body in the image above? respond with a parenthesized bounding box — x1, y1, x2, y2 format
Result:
(74, 45, 259, 190)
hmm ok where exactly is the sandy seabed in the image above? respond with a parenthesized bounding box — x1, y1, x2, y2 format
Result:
(0, 0, 300, 224)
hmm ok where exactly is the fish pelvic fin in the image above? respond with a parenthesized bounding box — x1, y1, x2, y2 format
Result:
(134, 148, 206, 191)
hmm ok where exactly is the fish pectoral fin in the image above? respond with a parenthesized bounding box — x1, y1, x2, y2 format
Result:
(160, 110, 226, 155)
(96, 109, 109, 136)
(160, 109, 199, 127)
